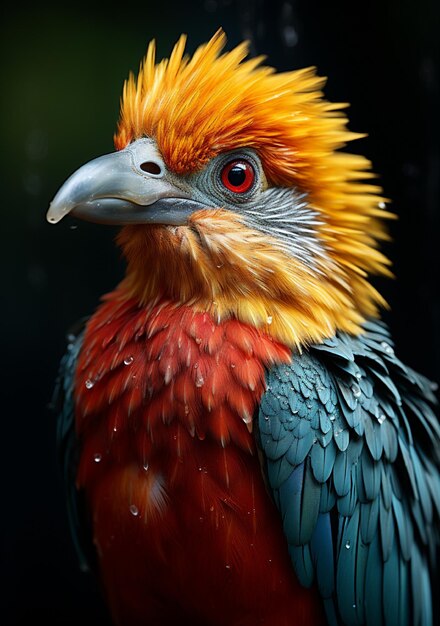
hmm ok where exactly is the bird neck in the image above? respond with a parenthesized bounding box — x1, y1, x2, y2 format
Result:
(116, 214, 383, 350)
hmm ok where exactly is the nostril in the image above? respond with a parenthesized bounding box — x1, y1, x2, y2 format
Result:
(140, 161, 162, 175)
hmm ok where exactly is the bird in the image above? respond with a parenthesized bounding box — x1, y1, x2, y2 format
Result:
(48, 30, 440, 626)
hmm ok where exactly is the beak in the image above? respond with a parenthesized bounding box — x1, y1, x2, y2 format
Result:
(46, 138, 205, 225)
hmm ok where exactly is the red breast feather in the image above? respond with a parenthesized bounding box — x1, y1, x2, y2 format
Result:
(73, 295, 324, 625)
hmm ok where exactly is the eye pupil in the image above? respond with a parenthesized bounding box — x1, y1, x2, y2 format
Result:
(227, 164, 246, 187)
(221, 159, 255, 194)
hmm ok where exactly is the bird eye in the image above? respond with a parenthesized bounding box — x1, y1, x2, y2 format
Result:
(220, 160, 255, 194)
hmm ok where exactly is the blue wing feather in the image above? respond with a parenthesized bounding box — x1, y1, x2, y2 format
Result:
(258, 319, 440, 625)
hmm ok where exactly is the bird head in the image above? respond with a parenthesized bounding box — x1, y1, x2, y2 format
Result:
(48, 30, 393, 349)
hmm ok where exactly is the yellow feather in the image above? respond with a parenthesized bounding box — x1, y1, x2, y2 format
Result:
(112, 31, 395, 348)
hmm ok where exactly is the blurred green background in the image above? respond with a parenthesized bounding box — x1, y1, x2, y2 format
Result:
(1, 1, 438, 624)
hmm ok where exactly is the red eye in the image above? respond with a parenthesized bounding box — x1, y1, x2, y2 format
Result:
(221, 160, 255, 193)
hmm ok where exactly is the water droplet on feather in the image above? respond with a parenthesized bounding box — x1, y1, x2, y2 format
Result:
(380, 341, 394, 355)
(351, 383, 361, 398)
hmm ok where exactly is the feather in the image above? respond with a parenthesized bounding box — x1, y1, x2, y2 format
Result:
(299, 461, 322, 544)
(383, 534, 399, 625)
(360, 498, 380, 544)
(336, 506, 362, 625)
(257, 319, 439, 626)
(278, 464, 304, 545)
(289, 544, 314, 587)
(311, 439, 337, 483)
(310, 512, 335, 598)
(365, 533, 384, 626)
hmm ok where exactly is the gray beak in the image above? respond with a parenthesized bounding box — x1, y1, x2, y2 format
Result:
(46, 138, 205, 225)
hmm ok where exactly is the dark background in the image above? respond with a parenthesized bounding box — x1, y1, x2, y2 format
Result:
(1, 1, 439, 624)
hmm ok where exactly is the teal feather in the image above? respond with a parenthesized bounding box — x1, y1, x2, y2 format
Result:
(310, 512, 335, 598)
(398, 557, 410, 626)
(336, 506, 362, 625)
(361, 452, 381, 500)
(258, 319, 439, 626)
(360, 498, 379, 544)
(383, 536, 399, 625)
(311, 439, 337, 483)
(289, 544, 314, 587)
(299, 461, 321, 544)
(364, 533, 384, 625)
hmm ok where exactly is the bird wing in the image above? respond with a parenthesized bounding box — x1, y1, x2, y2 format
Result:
(258, 319, 440, 626)
(51, 321, 94, 573)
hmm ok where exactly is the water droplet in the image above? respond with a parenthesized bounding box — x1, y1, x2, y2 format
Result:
(210, 505, 214, 512)
(378, 201, 386, 210)
(266, 315, 273, 325)
(124, 355, 134, 365)
(184, 405, 190, 415)
(143, 462, 149, 471)
(380, 341, 394, 355)
(225, 564, 231, 569)
(351, 383, 361, 398)
(429, 381, 438, 391)
(345, 540, 351, 549)
(129, 504, 139, 516)
(283, 25, 298, 47)
(355, 371, 362, 379)
(378, 414, 386, 424)
(352, 604, 356, 609)
(85, 379, 94, 389)
(94, 453, 102, 463)
(216, 263, 223, 269)
(230, 363, 236, 369)
(195, 337, 202, 345)
(195, 375, 205, 387)
(69, 225, 78, 230)
(330, 414, 336, 422)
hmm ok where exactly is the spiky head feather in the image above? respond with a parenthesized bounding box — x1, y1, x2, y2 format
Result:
(113, 30, 394, 349)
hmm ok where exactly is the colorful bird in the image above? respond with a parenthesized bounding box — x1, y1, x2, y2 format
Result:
(48, 30, 440, 626)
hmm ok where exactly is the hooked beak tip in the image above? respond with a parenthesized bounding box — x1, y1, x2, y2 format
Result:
(46, 202, 70, 224)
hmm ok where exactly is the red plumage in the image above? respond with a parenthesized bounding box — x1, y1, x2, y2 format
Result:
(73, 293, 325, 625)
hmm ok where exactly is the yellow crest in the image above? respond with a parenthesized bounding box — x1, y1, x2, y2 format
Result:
(114, 30, 395, 348)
